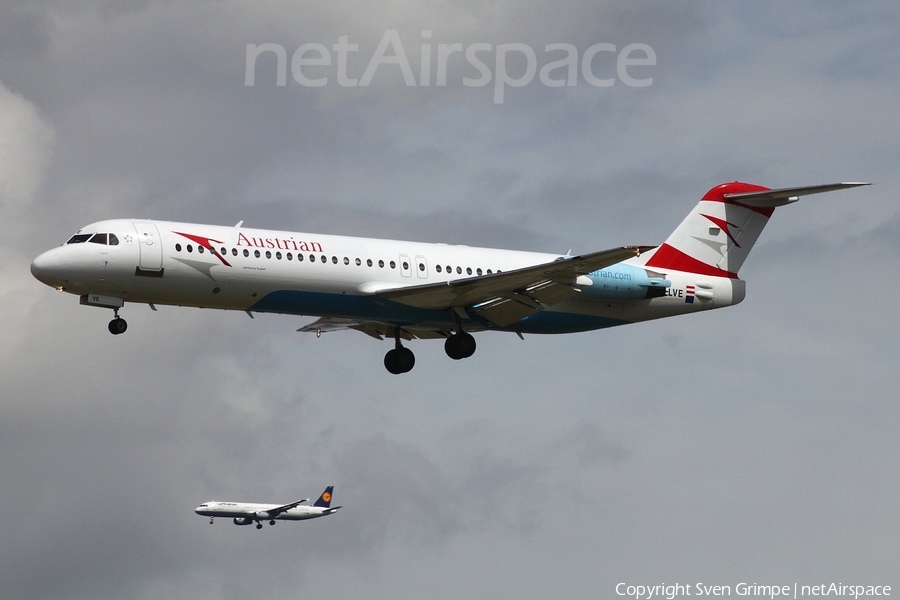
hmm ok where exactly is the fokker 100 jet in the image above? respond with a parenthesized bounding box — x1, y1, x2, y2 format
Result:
(195, 486, 340, 528)
(31, 181, 868, 373)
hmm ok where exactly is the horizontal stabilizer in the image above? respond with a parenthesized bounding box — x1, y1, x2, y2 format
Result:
(725, 182, 870, 207)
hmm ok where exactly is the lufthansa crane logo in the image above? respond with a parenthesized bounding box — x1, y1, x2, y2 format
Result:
(321, 492, 331, 503)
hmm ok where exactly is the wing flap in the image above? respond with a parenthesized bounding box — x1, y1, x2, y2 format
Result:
(297, 317, 452, 340)
(472, 296, 542, 327)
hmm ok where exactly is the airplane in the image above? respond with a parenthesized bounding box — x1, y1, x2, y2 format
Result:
(195, 486, 341, 528)
(30, 181, 869, 374)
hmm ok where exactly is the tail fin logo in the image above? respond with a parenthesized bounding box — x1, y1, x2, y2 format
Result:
(700, 214, 741, 247)
(321, 491, 331, 503)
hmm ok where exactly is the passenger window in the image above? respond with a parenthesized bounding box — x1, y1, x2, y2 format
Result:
(367, 259, 373, 267)
(298, 254, 304, 262)
(265, 251, 271, 259)
(276, 252, 282, 260)
(343, 257, 349, 265)
(198, 246, 205, 254)
(243, 249, 250, 257)
(287, 253, 293, 261)
(418, 263, 425, 271)
(466, 267, 472, 275)
(355, 258, 361, 266)
(187, 245, 193, 253)
(220, 247, 226, 255)
(89, 233, 108, 245)
(476, 268, 482, 275)
(378, 260, 384, 268)
(390, 261, 396, 269)
(456, 266, 462, 274)
(320, 255, 327, 263)
(436, 265, 442, 273)
(175, 244, 182, 252)
(232, 248, 238, 256)
(254, 250, 260, 258)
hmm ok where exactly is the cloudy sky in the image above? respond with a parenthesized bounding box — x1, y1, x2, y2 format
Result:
(2, 1, 898, 598)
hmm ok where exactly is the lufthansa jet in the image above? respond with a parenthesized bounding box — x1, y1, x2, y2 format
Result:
(195, 486, 340, 528)
(31, 181, 868, 373)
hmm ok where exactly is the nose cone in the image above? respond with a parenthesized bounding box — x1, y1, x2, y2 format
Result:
(31, 248, 66, 288)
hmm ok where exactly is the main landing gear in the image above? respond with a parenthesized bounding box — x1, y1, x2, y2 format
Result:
(444, 331, 476, 360)
(382, 328, 478, 374)
(108, 308, 127, 335)
(384, 330, 415, 375)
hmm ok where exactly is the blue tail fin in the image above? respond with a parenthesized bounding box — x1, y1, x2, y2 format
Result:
(313, 486, 334, 508)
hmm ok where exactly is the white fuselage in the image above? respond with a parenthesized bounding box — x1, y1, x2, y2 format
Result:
(30, 219, 742, 334)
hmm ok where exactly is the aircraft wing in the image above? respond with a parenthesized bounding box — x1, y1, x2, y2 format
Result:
(377, 245, 652, 327)
(266, 498, 310, 516)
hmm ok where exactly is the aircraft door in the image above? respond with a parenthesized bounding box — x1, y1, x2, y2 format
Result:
(133, 222, 163, 271)
(415, 255, 428, 280)
(399, 254, 412, 278)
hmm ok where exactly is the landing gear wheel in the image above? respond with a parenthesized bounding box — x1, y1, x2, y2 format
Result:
(384, 347, 415, 374)
(444, 332, 476, 360)
(108, 318, 128, 335)
(384, 329, 416, 374)
(269, 520, 276, 526)
(256, 523, 263, 529)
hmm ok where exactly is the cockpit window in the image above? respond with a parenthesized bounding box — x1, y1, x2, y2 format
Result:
(70, 232, 120, 245)
(66, 233, 92, 244)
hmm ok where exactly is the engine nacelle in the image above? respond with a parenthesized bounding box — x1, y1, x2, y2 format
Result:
(579, 264, 670, 301)
(233, 517, 254, 526)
